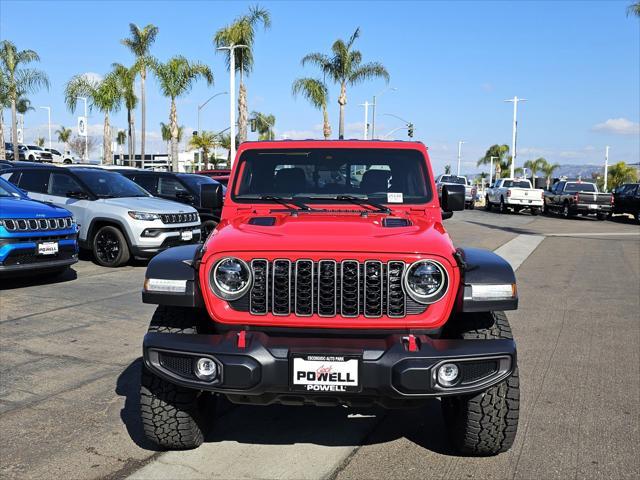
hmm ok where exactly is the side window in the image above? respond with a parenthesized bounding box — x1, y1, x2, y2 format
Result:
(18, 170, 50, 193)
(49, 173, 84, 197)
(554, 182, 565, 193)
(133, 175, 158, 194)
(158, 176, 188, 197)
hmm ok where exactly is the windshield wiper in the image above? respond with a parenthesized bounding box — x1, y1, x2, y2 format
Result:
(236, 194, 313, 212)
(294, 193, 391, 214)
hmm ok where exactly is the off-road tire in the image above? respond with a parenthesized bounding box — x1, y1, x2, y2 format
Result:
(201, 219, 218, 240)
(530, 208, 540, 216)
(92, 225, 130, 267)
(140, 306, 216, 450)
(484, 196, 492, 211)
(441, 311, 520, 456)
(499, 197, 508, 214)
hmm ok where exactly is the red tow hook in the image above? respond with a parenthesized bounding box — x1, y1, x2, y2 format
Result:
(237, 330, 247, 349)
(403, 334, 419, 352)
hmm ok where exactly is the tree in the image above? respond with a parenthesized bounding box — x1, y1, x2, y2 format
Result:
(444, 164, 451, 174)
(152, 56, 213, 171)
(540, 160, 560, 190)
(189, 131, 218, 169)
(0, 41, 49, 160)
(291, 78, 331, 139)
(607, 162, 638, 190)
(64, 72, 122, 164)
(478, 144, 510, 178)
(55, 126, 72, 152)
(160, 121, 184, 165)
(627, 2, 640, 17)
(68, 135, 97, 158)
(250, 111, 275, 140)
(214, 5, 271, 144)
(116, 129, 126, 164)
(35, 136, 45, 147)
(121, 23, 158, 162)
(112, 63, 138, 164)
(523, 157, 547, 187)
(302, 28, 389, 139)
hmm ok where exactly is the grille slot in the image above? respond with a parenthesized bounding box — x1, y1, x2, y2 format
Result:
(2, 217, 73, 232)
(242, 260, 426, 319)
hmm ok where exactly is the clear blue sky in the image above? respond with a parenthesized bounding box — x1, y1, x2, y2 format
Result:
(1, 0, 638, 173)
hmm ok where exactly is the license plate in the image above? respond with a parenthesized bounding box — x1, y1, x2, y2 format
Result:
(291, 354, 360, 393)
(38, 242, 58, 255)
(589, 204, 598, 210)
(181, 230, 193, 241)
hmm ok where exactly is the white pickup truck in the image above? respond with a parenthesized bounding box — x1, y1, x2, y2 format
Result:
(485, 178, 544, 215)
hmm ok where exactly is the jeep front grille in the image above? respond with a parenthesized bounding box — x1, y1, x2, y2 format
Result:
(159, 212, 199, 224)
(246, 259, 423, 318)
(2, 217, 73, 232)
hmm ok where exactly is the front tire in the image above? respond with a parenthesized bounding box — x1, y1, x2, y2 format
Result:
(499, 197, 508, 214)
(484, 196, 492, 211)
(92, 225, 130, 267)
(200, 219, 218, 240)
(140, 306, 216, 450)
(562, 203, 572, 219)
(441, 312, 520, 456)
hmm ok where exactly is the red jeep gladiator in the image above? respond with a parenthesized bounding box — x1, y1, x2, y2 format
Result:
(139, 140, 520, 455)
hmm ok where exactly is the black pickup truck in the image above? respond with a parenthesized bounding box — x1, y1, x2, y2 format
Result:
(543, 180, 612, 220)
(611, 183, 640, 223)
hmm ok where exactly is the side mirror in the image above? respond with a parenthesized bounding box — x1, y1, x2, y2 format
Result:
(200, 183, 223, 211)
(66, 190, 88, 200)
(441, 184, 465, 212)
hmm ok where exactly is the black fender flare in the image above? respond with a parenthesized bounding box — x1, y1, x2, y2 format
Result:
(454, 247, 518, 312)
(142, 244, 205, 308)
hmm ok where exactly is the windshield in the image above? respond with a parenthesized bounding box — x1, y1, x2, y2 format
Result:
(439, 175, 466, 185)
(565, 182, 597, 193)
(0, 177, 25, 198)
(233, 148, 431, 204)
(73, 169, 150, 198)
(503, 180, 531, 188)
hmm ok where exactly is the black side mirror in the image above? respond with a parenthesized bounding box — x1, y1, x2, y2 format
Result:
(200, 183, 223, 211)
(66, 190, 88, 200)
(441, 184, 465, 212)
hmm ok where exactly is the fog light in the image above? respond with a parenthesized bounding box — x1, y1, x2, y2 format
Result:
(437, 363, 460, 387)
(195, 357, 218, 381)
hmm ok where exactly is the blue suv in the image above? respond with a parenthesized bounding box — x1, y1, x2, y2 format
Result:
(0, 177, 78, 276)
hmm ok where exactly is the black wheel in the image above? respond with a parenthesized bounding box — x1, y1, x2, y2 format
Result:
(201, 219, 218, 240)
(484, 196, 492, 211)
(63, 159, 72, 165)
(140, 306, 216, 450)
(530, 208, 540, 216)
(635, 211, 640, 224)
(468, 201, 475, 210)
(441, 311, 520, 456)
(499, 197, 508, 214)
(596, 212, 607, 221)
(92, 225, 130, 267)
(562, 202, 572, 219)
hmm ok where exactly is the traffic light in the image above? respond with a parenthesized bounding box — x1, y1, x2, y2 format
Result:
(407, 123, 414, 138)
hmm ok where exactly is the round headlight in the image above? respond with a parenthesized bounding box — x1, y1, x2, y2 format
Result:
(403, 260, 448, 304)
(210, 257, 252, 300)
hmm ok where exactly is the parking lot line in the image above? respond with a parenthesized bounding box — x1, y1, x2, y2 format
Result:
(494, 234, 545, 271)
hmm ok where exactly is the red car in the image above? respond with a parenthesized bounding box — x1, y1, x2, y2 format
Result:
(139, 140, 520, 455)
(196, 168, 231, 186)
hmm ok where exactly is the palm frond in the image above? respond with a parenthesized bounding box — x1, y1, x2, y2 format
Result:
(291, 77, 328, 110)
(348, 62, 390, 85)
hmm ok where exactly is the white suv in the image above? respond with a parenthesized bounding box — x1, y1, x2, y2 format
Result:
(3, 165, 203, 267)
(45, 148, 79, 164)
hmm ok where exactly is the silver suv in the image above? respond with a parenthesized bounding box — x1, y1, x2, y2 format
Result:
(2, 166, 202, 267)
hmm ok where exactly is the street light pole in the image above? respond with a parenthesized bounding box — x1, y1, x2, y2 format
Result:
(504, 96, 527, 178)
(371, 87, 396, 139)
(197, 91, 228, 168)
(217, 44, 248, 167)
(604, 145, 610, 192)
(457, 141, 465, 176)
(359, 101, 370, 139)
(40, 106, 51, 149)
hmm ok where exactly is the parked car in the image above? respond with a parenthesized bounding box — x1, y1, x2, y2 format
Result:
(113, 169, 224, 238)
(4, 142, 26, 161)
(611, 183, 640, 223)
(22, 144, 53, 162)
(0, 160, 49, 171)
(45, 148, 79, 164)
(0, 176, 78, 276)
(435, 174, 476, 209)
(485, 178, 544, 215)
(2, 165, 206, 267)
(138, 140, 520, 456)
(543, 180, 612, 220)
(196, 168, 231, 186)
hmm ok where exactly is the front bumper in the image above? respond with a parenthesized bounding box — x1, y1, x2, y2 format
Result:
(131, 227, 201, 258)
(0, 237, 78, 273)
(143, 330, 516, 407)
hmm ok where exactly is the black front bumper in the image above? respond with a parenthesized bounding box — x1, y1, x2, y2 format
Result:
(143, 330, 516, 407)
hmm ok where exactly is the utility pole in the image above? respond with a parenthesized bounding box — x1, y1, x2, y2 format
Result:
(457, 141, 465, 176)
(371, 87, 396, 139)
(604, 145, 609, 192)
(504, 96, 527, 178)
(360, 101, 370, 139)
(217, 44, 248, 167)
(40, 106, 51, 149)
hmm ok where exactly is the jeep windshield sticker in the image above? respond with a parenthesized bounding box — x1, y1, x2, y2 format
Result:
(387, 192, 403, 203)
(291, 355, 360, 392)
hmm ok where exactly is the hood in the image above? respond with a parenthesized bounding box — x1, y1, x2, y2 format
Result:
(208, 211, 455, 256)
(0, 196, 72, 218)
(98, 196, 198, 213)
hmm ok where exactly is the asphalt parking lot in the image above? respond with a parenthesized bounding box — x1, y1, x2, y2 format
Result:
(1, 211, 638, 480)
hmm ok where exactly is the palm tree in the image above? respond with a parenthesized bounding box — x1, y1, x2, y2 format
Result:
(189, 131, 218, 169)
(152, 56, 213, 171)
(302, 28, 390, 139)
(0, 41, 49, 160)
(444, 164, 452, 174)
(607, 162, 638, 190)
(116, 130, 126, 164)
(250, 111, 275, 140)
(112, 63, 138, 164)
(64, 72, 122, 164)
(55, 126, 72, 153)
(214, 6, 271, 144)
(291, 78, 331, 139)
(523, 157, 547, 187)
(540, 160, 560, 190)
(35, 137, 45, 147)
(160, 121, 184, 165)
(478, 144, 510, 178)
(16, 96, 34, 115)
(121, 23, 158, 163)
(627, 2, 640, 17)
